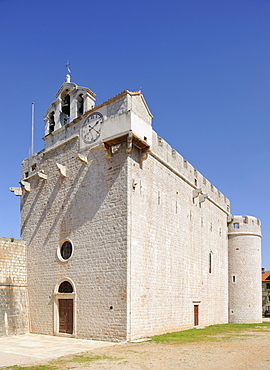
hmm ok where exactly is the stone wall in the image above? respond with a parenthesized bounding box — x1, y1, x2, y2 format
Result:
(127, 132, 230, 340)
(20, 125, 232, 342)
(0, 237, 28, 336)
(21, 137, 128, 341)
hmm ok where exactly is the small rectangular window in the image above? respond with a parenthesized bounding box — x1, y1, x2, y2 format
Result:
(209, 252, 213, 274)
(266, 283, 270, 289)
(233, 223, 239, 229)
(24, 171, 29, 178)
(232, 275, 236, 283)
(31, 163, 36, 171)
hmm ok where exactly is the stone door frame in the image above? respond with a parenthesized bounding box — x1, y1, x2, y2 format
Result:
(192, 300, 201, 327)
(53, 278, 76, 337)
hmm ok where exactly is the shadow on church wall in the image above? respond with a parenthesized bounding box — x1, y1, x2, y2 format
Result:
(21, 139, 128, 248)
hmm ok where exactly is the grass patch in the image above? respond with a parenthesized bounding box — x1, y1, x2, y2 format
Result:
(2, 354, 118, 370)
(70, 353, 117, 363)
(151, 323, 270, 343)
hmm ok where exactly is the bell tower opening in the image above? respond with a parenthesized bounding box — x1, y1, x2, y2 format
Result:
(48, 111, 55, 133)
(61, 90, 70, 125)
(77, 93, 84, 116)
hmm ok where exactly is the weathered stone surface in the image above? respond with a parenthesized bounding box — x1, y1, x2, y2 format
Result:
(0, 237, 28, 336)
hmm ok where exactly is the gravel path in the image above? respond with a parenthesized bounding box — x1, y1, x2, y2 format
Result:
(1, 328, 270, 369)
(66, 333, 269, 369)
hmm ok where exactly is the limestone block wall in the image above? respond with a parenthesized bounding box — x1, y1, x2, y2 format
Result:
(127, 132, 230, 340)
(21, 138, 128, 341)
(228, 215, 262, 323)
(0, 237, 28, 336)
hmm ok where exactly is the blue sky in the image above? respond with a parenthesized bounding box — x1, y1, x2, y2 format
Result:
(0, 0, 270, 268)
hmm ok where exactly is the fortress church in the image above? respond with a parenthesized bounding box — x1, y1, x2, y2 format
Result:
(0, 75, 262, 341)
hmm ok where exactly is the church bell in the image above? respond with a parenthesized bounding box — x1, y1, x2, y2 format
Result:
(62, 94, 70, 115)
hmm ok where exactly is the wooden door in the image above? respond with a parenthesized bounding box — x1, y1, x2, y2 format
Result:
(59, 299, 73, 334)
(194, 305, 199, 326)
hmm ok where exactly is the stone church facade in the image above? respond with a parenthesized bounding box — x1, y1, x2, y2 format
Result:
(3, 76, 262, 341)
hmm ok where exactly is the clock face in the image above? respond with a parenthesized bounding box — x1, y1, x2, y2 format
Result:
(82, 112, 103, 144)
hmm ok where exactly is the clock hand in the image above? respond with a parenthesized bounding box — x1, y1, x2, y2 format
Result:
(88, 120, 100, 132)
(91, 127, 100, 134)
(90, 120, 102, 133)
(92, 119, 101, 128)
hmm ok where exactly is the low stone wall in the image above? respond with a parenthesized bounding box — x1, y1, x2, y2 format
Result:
(0, 237, 28, 336)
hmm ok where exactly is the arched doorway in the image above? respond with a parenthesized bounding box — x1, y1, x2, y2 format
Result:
(54, 278, 76, 336)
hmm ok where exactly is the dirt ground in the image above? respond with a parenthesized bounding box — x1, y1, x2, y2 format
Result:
(41, 331, 270, 370)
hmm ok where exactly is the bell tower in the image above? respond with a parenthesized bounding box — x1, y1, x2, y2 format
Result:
(43, 74, 96, 136)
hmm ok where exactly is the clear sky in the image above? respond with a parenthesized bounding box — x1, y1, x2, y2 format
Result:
(0, 0, 270, 268)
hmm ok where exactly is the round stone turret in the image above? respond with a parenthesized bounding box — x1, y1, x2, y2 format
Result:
(228, 215, 262, 323)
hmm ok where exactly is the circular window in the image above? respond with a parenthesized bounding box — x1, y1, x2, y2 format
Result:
(58, 240, 73, 262)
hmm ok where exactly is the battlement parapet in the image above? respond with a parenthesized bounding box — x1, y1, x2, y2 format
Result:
(0, 236, 25, 245)
(151, 131, 230, 212)
(228, 215, 261, 237)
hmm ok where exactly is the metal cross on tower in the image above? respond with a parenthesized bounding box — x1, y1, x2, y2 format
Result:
(66, 60, 71, 74)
